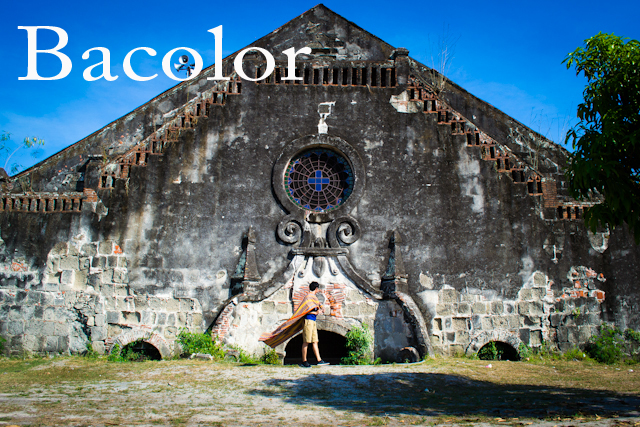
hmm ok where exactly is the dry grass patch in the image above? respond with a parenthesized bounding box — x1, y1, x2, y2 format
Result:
(0, 356, 637, 426)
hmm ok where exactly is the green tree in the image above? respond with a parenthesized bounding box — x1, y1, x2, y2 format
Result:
(0, 131, 45, 175)
(564, 33, 640, 243)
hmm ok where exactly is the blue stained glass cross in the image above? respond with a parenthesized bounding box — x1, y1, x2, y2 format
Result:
(308, 170, 330, 191)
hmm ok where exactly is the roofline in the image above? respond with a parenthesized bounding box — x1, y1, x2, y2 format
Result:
(13, 4, 398, 180)
(408, 56, 570, 157)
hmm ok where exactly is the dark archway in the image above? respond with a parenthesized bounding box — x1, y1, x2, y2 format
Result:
(122, 340, 162, 361)
(284, 331, 348, 365)
(477, 341, 520, 361)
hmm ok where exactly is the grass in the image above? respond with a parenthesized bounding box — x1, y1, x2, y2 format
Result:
(0, 356, 637, 426)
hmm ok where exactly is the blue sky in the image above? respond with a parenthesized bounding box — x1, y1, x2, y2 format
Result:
(1, 0, 639, 175)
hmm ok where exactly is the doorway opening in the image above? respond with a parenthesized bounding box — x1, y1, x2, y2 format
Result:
(477, 341, 520, 361)
(121, 340, 162, 361)
(284, 330, 348, 365)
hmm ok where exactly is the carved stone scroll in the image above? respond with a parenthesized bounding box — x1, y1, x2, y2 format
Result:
(277, 214, 304, 245)
(327, 216, 361, 247)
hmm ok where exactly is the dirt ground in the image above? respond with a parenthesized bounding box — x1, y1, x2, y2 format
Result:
(0, 357, 639, 426)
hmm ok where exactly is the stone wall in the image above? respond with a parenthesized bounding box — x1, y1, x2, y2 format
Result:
(0, 236, 203, 356)
(211, 259, 414, 362)
(426, 270, 606, 356)
(1, 5, 639, 360)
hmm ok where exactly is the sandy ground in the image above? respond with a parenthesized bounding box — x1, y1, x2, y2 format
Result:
(0, 358, 639, 426)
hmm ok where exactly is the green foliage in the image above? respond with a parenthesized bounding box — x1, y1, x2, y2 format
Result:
(520, 341, 560, 361)
(341, 324, 374, 365)
(230, 346, 260, 364)
(107, 340, 153, 362)
(0, 131, 45, 175)
(585, 325, 640, 364)
(562, 347, 588, 361)
(478, 341, 500, 360)
(177, 329, 225, 359)
(0, 336, 6, 355)
(563, 33, 640, 243)
(537, 341, 559, 358)
(464, 351, 480, 360)
(518, 343, 533, 359)
(107, 343, 123, 362)
(585, 325, 625, 364)
(625, 328, 640, 344)
(259, 348, 281, 365)
(84, 342, 100, 359)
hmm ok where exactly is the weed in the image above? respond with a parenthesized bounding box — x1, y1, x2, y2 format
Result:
(536, 340, 559, 358)
(625, 328, 640, 344)
(367, 415, 389, 426)
(107, 343, 126, 362)
(84, 342, 100, 359)
(585, 325, 639, 364)
(342, 324, 374, 365)
(232, 346, 260, 364)
(177, 329, 225, 359)
(478, 342, 499, 360)
(259, 348, 281, 365)
(518, 343, 533, 359)
(562, 347, 588, 361)
(0, 336, 5, 355)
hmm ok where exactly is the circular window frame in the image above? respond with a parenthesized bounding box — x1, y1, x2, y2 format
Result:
(284, 148, 354, 213)
(273, 134, 365, 223)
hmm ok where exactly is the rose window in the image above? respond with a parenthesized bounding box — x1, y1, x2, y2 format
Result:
(284, 149, 354, 212)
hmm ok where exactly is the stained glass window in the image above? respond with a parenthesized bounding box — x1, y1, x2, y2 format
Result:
(284, 148, 354, 212)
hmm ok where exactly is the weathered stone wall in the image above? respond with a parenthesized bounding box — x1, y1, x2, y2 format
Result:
(1, 5, 638, 360)
(211, 259, 414, 362)
(0, 236, 203, 356)
(425, 269, 607, 356)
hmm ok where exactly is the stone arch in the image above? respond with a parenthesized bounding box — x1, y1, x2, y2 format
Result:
(279, 318, 356, 364)
(275, 317, 354, 357)
(466, 330, 523, 357)
(109, 329, 173, 359)
(317, 318, 351, 336)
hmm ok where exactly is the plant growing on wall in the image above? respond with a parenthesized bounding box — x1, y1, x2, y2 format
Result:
(107, 341, 148, 362)
(585, 325, 640, 364)
(177, 329, 225, 359)
(84, 342, 99, 359)
(341, 324, 374, 365)
(478, 341, 500, 360)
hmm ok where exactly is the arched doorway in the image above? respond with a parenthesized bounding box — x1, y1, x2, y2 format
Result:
(109, 330, 174, 359)
(284, 331, 348, 365)
(477, 341, 520, 361)
(121, 340, 162, 361)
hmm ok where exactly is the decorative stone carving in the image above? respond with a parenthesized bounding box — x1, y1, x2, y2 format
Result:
(277, 214, 304, 245)
(327, 216, 361, 247)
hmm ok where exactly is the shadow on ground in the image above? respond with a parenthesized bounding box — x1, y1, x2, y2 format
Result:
(249, 372, 640, 419)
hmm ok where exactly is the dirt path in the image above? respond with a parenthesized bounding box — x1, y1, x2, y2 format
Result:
(0, 358, 638, 426)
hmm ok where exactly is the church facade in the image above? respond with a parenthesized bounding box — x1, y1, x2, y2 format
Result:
(1, 5, 638, 361)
